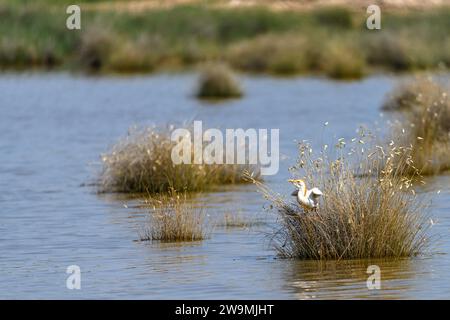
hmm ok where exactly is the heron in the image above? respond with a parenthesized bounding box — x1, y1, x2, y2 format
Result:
(288, 179, 323, 211)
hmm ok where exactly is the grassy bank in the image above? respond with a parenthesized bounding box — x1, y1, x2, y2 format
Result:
(1, 2, 450, 78)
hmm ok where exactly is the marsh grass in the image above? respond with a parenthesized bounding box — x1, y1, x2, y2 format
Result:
(76, 26, 114, 72)
(139, 192, 211, 242)
(226, 34, 309, 75)
(382, 78, 444, 112)
(321, 40, 366, 80)
(227, 33, 368, 79)
(196, 63, 243, 99)
(98, 125, 260, 193)
(248, 128, 430, 260)
(2, 3, 450, 77)
(107, 41, 157, 73)
(383, 77, 450, 174)
(363, 33, 412, 72)
(312, 7, 354, 29)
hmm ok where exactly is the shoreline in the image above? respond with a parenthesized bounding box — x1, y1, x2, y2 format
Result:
(1, 3, 450, 79)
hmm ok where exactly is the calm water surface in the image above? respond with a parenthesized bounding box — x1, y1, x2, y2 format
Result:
(0, 72, 449, 299)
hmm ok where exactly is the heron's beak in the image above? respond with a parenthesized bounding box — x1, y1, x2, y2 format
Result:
(287, 179, 295, 183)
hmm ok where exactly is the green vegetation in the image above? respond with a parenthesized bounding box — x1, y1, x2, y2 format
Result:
(226, 33, 309, 75)
(140, 192, 211, 242)
(98, 125, 260, 194)
(1, 2, 450, 78)
(383, 77, 450, 175)
(196, 63, 242, 99)
(249, 130, 430, 260)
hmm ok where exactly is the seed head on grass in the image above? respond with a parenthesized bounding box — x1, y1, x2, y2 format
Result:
(248, 128, 430, 260)
(140, 191, 211, 242)
(384, 77, 450, 174)
(382, 77, 445, 112)
(98, 125, 260, 193)
(196, 63, 243, 99)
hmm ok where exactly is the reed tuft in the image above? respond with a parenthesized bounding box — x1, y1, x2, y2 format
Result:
(140, 192, 210, 242)
(98, 125, 260, 193)
(248, 128, 430, 260)
(196, 63, 243, 99)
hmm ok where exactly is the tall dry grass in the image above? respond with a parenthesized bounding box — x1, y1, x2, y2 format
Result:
(98, 125, 260, 193)
(140, 192, 210, 242)
(249, 128, 430, 260)
(382, 77, 444, 112)
(383, 77, 450, 174)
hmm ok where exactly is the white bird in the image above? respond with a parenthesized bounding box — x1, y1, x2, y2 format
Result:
(288, 179, 323, 211)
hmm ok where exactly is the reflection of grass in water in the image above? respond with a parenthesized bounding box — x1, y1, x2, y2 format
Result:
(139, 192, 212, 242)
(98, 125, 260, 194)
(286, 258, 418, 299)
(218, 211, 263, 229)
(290, 258, 415, 280)
(383, 77, 450, 175)
(248, 129, 431, 260)
(222, 212, 248, 229)
(2, 3, 450, 78)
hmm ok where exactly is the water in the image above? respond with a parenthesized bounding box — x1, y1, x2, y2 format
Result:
(0, 72, 449, 299)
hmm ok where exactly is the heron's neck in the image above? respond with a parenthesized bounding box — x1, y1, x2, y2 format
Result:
(298, 184, 307, 197)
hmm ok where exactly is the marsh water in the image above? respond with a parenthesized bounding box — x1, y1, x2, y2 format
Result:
(1, 72, 449, 299)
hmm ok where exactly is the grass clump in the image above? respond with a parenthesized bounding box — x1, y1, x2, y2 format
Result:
(382, 77, 444, 111)
(249, 129, 430, 260)
(140, 192, 210, 242)
(226, 34, 308, 75)
(321, 40, 366, 80)
(363, 33, 412, 72)
(196, 63, 243, 99)
(383, 77, 450, 174)
(107, 40, 157, 73)
(98, 125, 259, 193)
(76, 27, 113, 72)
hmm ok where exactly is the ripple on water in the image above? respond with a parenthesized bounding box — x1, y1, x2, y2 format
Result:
(0, 73, 449, 299)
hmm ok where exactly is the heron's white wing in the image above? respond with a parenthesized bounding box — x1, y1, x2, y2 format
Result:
(310, 187, 323, 196)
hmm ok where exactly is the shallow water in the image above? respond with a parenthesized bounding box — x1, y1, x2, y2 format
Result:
(0, 72, 449, 299)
